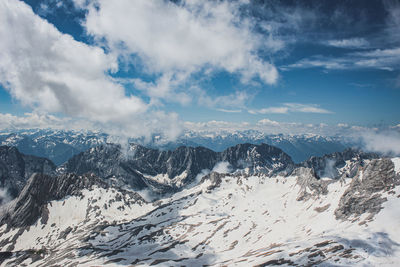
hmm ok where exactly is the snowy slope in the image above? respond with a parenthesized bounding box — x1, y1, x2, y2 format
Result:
(0, 157, 399, 266)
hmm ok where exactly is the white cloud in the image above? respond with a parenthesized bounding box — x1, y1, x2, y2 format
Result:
(0, 113, 68, 130)
(257, 118, 280, 126)
(74, 0, 279, 101)
(0, 0, 181, 141)
(248, 107, 288, 114)
(212, 161, 232, 173)
(286, 56, 348, 70)
(325, 38, 369, 48)
(357, 130, 400, 155)
(197, 90, 251, 110)
(249, 103, 332, 114)
(287, 47, 400, 72)
(283, 103, 332, 114)
(216, 109, 242, 113)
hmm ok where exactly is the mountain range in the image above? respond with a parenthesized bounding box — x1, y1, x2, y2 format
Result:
(0, 129, 349, 165)
(0, 141, 398, 266)
(0, 133, 399, 266)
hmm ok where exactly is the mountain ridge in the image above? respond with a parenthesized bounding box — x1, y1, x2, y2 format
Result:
(0, 156, 398, 266)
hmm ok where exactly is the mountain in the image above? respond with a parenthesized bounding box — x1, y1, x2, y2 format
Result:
(59, 143, 295, 193)
(0, 156, 399, 266)
(299, 148, 380, 179)
(0, 172, 146, 228)
(177, 130, 350, 163)
(0, 129, 351, 165)
(0, 146, 56, 203)
(0, 130, 107, 165)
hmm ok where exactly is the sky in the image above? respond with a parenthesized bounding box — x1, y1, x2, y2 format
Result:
(0, 0, 399, 139)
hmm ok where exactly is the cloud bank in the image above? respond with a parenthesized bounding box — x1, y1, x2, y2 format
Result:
(357, 130, 400, 156)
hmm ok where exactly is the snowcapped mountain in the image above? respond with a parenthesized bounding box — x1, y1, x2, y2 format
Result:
(0, 129, 349, 165)
(178, 130, 349, 163)
(0, 155, 399, 266)
(0, 130, 107, 165)
(58, 143, 294, 194)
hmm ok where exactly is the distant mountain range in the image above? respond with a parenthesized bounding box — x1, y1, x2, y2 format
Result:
(0, 129, 352, 165)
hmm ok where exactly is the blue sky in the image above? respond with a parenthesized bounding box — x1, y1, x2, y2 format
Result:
(0, 0, 399, 138)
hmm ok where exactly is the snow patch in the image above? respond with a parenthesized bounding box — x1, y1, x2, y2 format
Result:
(392, 157, 400, 174)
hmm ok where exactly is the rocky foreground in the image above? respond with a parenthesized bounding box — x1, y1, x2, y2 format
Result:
(0, 150, 399, 266)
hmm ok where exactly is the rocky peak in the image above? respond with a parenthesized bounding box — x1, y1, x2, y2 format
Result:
(60, 143, 294, 193)
(220, 143, 294, 175)
(299, 148, 379, 179)
(0, 146, 56, 200)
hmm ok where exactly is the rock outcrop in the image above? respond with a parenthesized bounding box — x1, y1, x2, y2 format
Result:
(335, 158, 400, 220)
(0, 146, 56, 201)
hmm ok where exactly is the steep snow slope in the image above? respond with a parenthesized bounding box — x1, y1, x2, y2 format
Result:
(0, 158, 399, 266)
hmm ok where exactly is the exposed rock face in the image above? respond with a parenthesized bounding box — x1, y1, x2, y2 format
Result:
(129, 144, 218, 187)
(60, 143, 294, 193)
(59, 144, 149, 190)
(220, 143, 294, 175)
(0, 146, 56, 200)
(293, 167, 331, 201)
(299, 148, 379, 179)
(335, 158, 400, 220)
(0, 172, 144, 228)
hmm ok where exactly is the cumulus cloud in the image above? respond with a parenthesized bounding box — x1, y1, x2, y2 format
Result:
(0, 0, 181, 141)
(73, 0, 279, 100)
(248, 103, 332, 114)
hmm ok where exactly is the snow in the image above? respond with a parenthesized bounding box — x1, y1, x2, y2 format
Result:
(392, 157, 400, 174)
(0, 159, 399, 266)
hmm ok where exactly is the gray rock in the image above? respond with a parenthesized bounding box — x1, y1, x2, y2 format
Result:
(293, 167, 332, 201)
(298, 148, 379, 179)
(60, 143, 294, 194)
(0, 146, 56, 201)
(335, 158, 400, 221)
